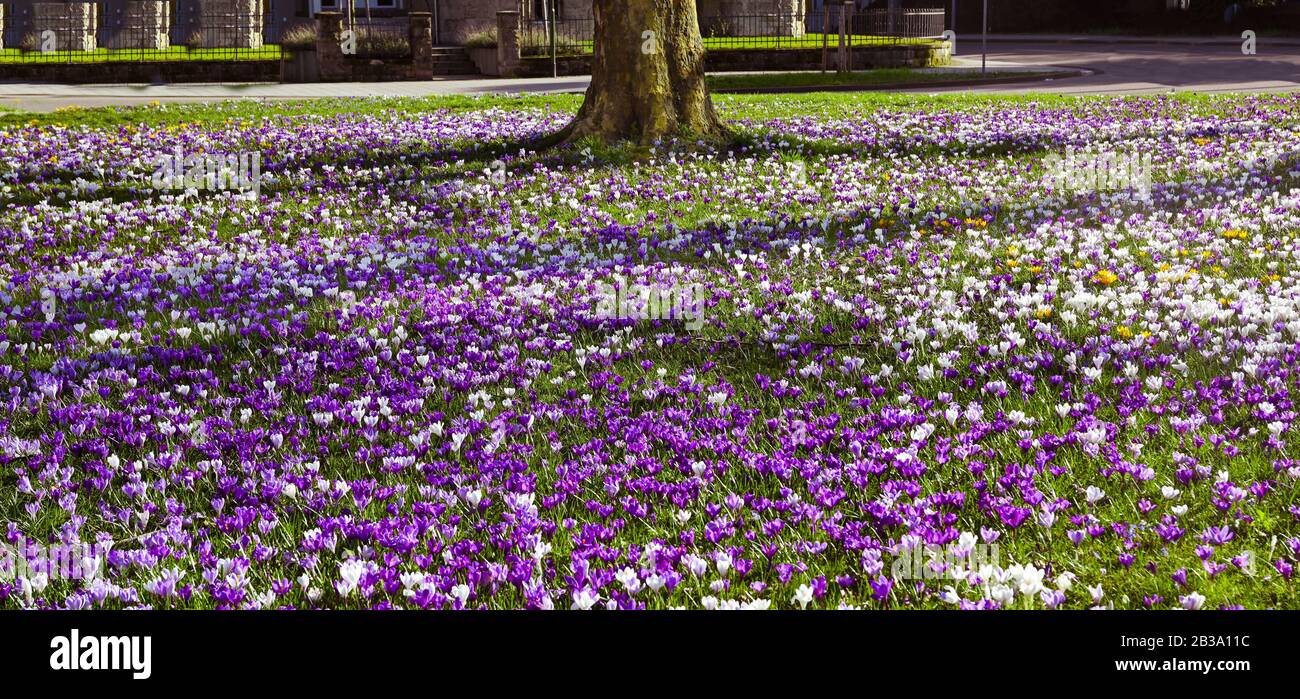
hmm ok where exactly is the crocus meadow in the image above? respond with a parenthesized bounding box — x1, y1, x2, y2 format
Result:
(1, 93, 1298, 610)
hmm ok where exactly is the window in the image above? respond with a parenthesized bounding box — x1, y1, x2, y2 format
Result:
(532, 0, 565, 19)
(309, 0, 402, 15)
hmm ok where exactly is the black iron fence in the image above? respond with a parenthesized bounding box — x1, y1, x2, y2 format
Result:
(518, 9, 946, 57)
(699, 14, 824, 50)
(0, 0, 296, 63)
(519, 17, 591, 58)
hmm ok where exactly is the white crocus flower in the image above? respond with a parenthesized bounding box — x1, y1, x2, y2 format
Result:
(570, 588, 598, 610)
(792, 584, 814, 610)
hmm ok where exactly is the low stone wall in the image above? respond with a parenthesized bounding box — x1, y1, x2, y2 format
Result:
(108, 1, 171, 51)
(35, 1, 98, 52)
(281, 49, 319, 83)
(511, 42, 950, 78)
(468, 47, 499, 77)
(0, 60, 279, 83)
(515, 54, 589, 78)
(707, 44, 948, 72)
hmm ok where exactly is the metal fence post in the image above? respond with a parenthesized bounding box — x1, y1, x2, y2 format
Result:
(837, 3, 846, 73)
(981, 0, 987, 73)
(821, 6, 830, 73)
(845, 1, 853, 72)
(549, 0, 557, 78)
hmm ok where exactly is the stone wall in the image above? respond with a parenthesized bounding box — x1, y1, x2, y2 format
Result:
(710, 0, 804, 36)
(408, 12, 433, 79)
(109, 1, 170, 50)
(733, 0, 800, 35)
(719, 0, 802, 15)
(35, 1, 98, 52)
(1, 59, 279, 83)
(199, 0, 263, 49)
(316, 11, 438, 82)
(495, 11, 521, 77)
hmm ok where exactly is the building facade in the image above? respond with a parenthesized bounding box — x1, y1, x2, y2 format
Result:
(299, 0, 815, 44)
(0, 0, 939, 49)
(5, 0, 1277, 52)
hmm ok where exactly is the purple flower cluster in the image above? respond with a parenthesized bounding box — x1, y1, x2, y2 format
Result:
(0, 94, 1298, 609)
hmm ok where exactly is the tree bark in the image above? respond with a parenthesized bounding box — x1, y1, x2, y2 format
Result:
(559, 0, 726, 145)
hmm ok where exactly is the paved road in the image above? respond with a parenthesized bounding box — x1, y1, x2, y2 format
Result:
(933, 40, 1300, 95)
(981, 33, 1300, 47)
(0, 39, 1296, 112)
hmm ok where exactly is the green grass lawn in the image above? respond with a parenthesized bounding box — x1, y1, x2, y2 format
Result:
(0, 90, 1105, 131)
(0, 45, 285, 64)
(0, 89, 1212, 132)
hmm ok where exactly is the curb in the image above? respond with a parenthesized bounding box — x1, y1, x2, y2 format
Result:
(712, 68, 1090, 95)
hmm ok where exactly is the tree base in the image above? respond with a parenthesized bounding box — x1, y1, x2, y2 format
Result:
(548, 113, 729, 149)
(550, 0, 727, 148)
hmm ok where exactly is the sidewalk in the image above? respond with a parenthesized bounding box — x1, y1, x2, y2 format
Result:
(0, 60, 1077, 112)
(0, 76, 594, 112)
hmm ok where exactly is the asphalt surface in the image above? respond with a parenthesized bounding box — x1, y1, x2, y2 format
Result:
(934, 40, 1300, 95)
(0, 38, 1296, 112)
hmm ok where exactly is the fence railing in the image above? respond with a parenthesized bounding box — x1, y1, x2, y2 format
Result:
(699, 14, 822, 50)
(854, 9, 946, 39)
(0, 1, 290, 64)
(519, 17, 592, 58)
(518, 10, 946, 57)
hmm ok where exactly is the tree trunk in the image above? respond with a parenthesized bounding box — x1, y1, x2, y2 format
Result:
(559, 0, 726, 145)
